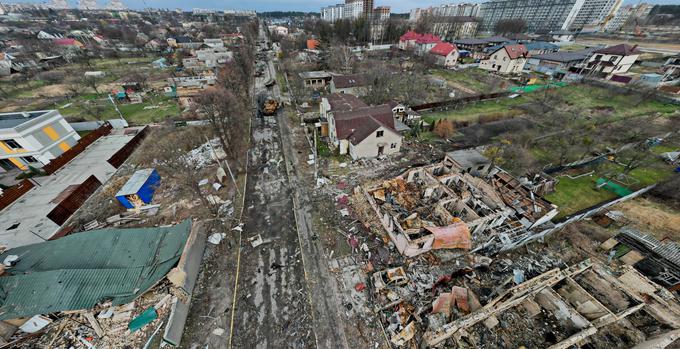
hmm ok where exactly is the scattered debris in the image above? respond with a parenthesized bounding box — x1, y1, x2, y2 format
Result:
(208, 233, 226, 245)
(248, 234, 264, 247)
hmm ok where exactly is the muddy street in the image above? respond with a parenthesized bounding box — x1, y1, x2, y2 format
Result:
(229, 110, 315, 348)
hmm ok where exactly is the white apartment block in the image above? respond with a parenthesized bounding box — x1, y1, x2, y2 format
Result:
(603, 5, 633, 31)
(322, 0, 370, 21)
(410, 3, 480, 21)
(321, 4, 345, 22)
(566, 0, 623, 30)
(479, 0, 623, 32)
(344, 0, 365, 20)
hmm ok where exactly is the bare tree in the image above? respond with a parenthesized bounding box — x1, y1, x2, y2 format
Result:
(329, 44, 355, 74)
(140, 127, 216, 215)
(494, 19, 527, 35)
(195, 87, 249, 169)
(434, 119, 456, 138)
(82, 76, 101, 94)
(415, 13, 435, 34)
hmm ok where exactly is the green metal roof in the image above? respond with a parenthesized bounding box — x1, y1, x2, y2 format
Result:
(0, 220, 192, 320)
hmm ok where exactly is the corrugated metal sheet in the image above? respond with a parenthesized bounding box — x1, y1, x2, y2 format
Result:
(0, 220, 192, 320)
(47, 175, 102, 226)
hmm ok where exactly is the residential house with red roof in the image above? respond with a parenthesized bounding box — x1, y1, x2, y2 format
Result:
(582, 44, 641, 78)
(322, 93, 403, 159)
(479, 44, 529, 74)
(415, 34, 442, 56)
(429, 42, 459, 68)
(398, 31, 421, 50)
(399, 31, 442, 55)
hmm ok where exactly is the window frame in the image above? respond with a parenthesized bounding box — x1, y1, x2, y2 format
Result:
(3, 139, 22, 150)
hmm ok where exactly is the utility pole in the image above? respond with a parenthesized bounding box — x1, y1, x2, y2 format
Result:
(107, 94, 127, 125)
(313, 127, 318, 180)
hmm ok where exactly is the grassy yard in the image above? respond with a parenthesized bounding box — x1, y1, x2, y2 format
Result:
(276, 71, 288, 93)
(545, 175, 617, 218)
(423, 83, 677, 129)
(546, 158, 675, 219)
(59, 93, 179, 124)
(423, 96, 527, 124)
(430, 69, 490, 94)
(429, 68, 513, 95)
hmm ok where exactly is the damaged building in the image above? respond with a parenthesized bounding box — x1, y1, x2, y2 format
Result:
(0, 220, 207, 347)
(419, 259, 680, 348)
(359, 150, 558, 257)
(601, 227, 680, 291)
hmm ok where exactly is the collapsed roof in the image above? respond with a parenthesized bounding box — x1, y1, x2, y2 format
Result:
(360, 155, 558, 257)
(0, 220, 193, 320)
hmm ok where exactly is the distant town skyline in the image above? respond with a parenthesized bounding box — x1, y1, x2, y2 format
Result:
(3, 0, 678, 13)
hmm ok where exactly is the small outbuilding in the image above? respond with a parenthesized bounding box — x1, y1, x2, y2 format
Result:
(116, 168, 161, 209)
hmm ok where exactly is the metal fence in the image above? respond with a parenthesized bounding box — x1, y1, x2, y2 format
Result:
(0, 179, 35, 211)
(46, 175, 102, 226)
(43, 123, 113, 175)
(107, 126, 150, 168)
(411, 92, 511, 112)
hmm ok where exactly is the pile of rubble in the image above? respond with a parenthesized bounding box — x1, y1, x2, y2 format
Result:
(338, 150, 680, 348)
(357, 151, 558, 258)
(7, 286, 176, 348)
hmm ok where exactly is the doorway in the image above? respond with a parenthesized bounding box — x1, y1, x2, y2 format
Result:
(378, 145, 384, 156)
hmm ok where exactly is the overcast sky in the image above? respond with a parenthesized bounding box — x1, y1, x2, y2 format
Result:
(5, 0, 678, 13)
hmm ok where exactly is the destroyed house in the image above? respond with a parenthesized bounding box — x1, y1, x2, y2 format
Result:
(0, 220, 193, 320)
(602, 228, 680, 291)
(361, 156, 558, 257)
(422, 259, 680, 348)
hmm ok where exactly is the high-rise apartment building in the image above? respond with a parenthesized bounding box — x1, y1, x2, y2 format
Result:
(479, 0, 623, 32)
(321, 4, 345, 22)
(107, 0, 127, 10)
(344, 0, 365, 20)
(374, 6, 391, 21)
(321, 0, 380, 21)
(410, 3, 480, 21)
(567, 0, 622, 30)
(603, 4, 633, 31)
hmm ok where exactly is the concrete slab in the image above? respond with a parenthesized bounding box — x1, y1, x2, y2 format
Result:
(0, 131, 136, 248)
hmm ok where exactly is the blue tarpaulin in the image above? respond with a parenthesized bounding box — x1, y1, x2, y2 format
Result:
(116, 168, 161, 209)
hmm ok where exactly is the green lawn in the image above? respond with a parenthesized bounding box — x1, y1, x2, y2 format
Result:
(424, 96, 526, 124)
(547, 159, 675, 219)
(546, 175, 617, 218)
(430, 68, 497, 94)
(59, 93, 179, 125)
(276, 71, 288, 93)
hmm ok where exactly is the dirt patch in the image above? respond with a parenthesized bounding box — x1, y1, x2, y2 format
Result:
(615, 197, 680, 241)
(34, 84, 71, 97)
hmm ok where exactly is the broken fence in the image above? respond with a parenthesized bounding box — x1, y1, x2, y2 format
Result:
(500, 184, 657, 252)
(0, 179, 35, 211)
(43, 123, 113, 175)
(47, 175, 102, 226)
(107, 126, 150, 168)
